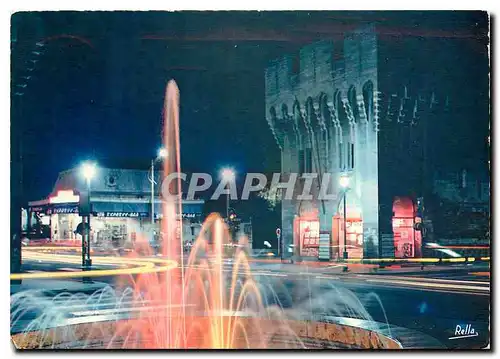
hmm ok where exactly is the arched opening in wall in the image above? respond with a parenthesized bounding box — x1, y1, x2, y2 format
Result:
(306, 97, 315, 129)
(336, 91, 348, 171)
(269, 106, 277, 120)
(281, 104, 289, 119)
(347, 86, 358, 170)
(269, 106, 277, 130)
(319, 93, 330, 126)
(306, 97, 314, 117)
(348, 86, 359, 120)
(392, 197, 422, 258)
(362, 81, 374, 122)
(292, 100, 303, 134)
(332, 189, 364, 259)
(293, 100, 305, 174)
(319, 93, 331, 167)
(304, 97, 314, 173)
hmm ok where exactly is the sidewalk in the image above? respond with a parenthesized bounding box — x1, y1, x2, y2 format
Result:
(366, 262, 490, 276)
(250, 256, 490, 276)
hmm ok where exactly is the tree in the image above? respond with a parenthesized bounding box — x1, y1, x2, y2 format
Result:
(258, 182, 283, 210)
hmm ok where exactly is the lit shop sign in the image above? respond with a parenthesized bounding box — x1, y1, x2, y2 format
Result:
(47, 206, 79, 214)
(155, 213, 200, 219)
(95, 212, 149, 218)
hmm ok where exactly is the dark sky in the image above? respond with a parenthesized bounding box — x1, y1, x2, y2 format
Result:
(11, 11, 489, 203)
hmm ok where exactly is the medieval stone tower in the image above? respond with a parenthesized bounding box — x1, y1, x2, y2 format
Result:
(265, 24, 449, 259)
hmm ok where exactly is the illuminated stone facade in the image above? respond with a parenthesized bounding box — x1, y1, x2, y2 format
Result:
(265, 25, 450, 259)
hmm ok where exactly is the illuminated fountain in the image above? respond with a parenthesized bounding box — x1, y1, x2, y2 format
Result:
(111, 80, 306, 349)
(10, 80, 402, 350)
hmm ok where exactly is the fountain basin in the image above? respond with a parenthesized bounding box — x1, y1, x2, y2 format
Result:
(11, 315, 401, 349)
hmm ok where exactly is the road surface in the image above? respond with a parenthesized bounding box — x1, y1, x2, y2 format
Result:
(11, 248, 490, 349)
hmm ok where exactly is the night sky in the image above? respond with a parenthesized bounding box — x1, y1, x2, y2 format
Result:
(11, 11, 489, 204)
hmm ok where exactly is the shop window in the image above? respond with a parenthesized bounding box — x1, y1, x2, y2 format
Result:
(298, 219, 320, 257)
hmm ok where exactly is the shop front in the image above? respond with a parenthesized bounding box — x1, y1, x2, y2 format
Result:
(296, 217, 320, 257)
(27, 195, 204, 249)
(25, 167, 205, 249)
(25, 191, 81, 242)
(392, 197, 422, 258)
(292, 199, 365, 260)
(26, 198, 204, 247)
(332, 214, 364, 259)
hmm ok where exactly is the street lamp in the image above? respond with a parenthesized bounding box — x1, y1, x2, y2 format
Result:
(339, 174, 350, 260)
(220, 168, 235, 220)
(150, 147, 167, 226)
(158, 147, 168, 159)
(80, 161, 97, 270)
(81, 162, 97, 185)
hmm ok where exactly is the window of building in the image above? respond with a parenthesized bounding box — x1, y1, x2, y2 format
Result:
(324, 131, 329, 161)
(346, 142, 355, 170)
(351, 143, 355, 169)
(332, 44, 345, 73)
(348, 86, 359, 120)
(363, 81, 374, 122)
(299, 149, 305, 174)
(312, 51, 316, 82)
(339, 143, 343, 170)
(305, 148, 313, 173)
(333, 43, 344, 61)
(292, 54, 300, 75)
(346, 142, 350, 170)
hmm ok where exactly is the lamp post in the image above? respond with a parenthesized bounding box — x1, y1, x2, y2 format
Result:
(150, 147, 167, 226)
(339, 174, 350, 260)
(220, 168, 235, 220)
(81, 162, 96, 270)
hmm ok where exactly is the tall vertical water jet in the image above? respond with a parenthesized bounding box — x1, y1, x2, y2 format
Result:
(160, 79, 185, 347)
(161, 80, 183, 262)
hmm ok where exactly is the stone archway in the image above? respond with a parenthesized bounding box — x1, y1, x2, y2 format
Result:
(332, 186, 364, 259)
